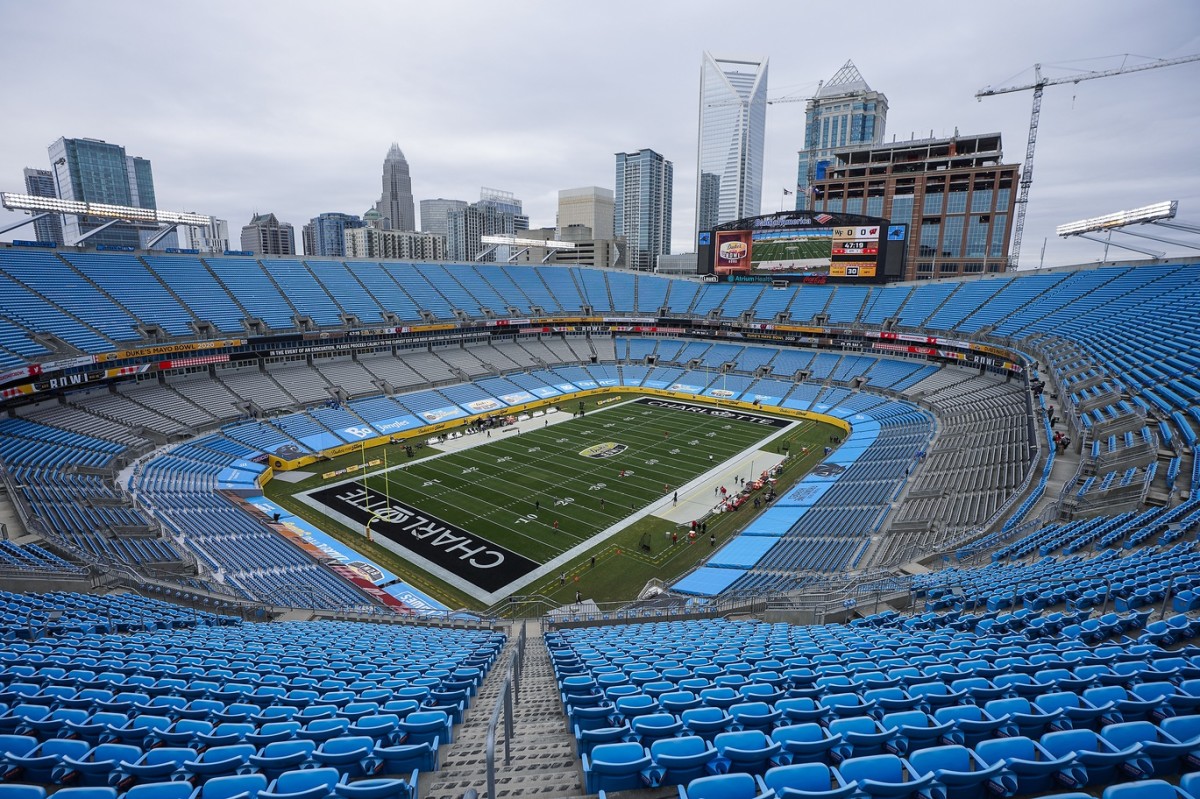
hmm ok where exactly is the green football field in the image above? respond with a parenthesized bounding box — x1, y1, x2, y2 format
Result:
(752, 237, 831, 265)
(273, 394, 841, 606)
(307, 398, 792, 561)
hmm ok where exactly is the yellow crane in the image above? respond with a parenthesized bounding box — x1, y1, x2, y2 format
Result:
(976, 53, 1200, 269)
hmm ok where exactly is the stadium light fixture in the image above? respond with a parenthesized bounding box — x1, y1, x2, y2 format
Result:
(0, 192, 212, 227)
(480, 234, 577, 249)
(1056, 201, 1177, 237)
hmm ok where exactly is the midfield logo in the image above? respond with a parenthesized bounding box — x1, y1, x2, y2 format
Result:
(579, 442, 628, 459)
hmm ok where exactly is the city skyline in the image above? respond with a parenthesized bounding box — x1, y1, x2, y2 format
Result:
(0, 1, 1197, 268)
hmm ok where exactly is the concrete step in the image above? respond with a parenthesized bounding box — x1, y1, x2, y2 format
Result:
(422, 620, 584, 799)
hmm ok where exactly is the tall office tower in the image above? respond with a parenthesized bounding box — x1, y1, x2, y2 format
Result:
(795, 60, 888, 211)
(695, 52, 768, 239)
(615, 149, 673, 272)
(557, 187, 614, 241)
(375, 143, 416, 232)
(47, 137, 160, 248)
(446, 188, 528, 262)
(240, 212, 295, 255)
(22, 167, 63, 244)
(303, 212, 364, 256)
(420, 198, 468, 241)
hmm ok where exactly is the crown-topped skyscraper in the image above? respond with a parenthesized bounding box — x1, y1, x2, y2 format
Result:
(795, 60, 888, 211)
(375, 143, 416, 232)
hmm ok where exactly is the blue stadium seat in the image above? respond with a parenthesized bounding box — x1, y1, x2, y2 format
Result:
(332, 773, 417, 799)
(248, 740, 317, 781)
(770, 723, 845, 765)
(648, 735, 721, 786)
(1039, 728, 1148, 790)
(259, 767, 344, 799)
(835, 753, 937, 799)
(309, 736, 379, 779)
(879, 711, 956, 755)
(906, 744, 1011, 799)
(3, 736, 91, 782)
(122, 783, 194, 799)
(582, 741, 653, 793)
(827, 717, 897, 760)
(181, 743, 256, 784)
(713, 730, 783, 775)
(757, 761, 858, 799)
(1101, 780, 1190, 799)
(930, 705, 1004, 748)
(1100, 721, 1190, 778)
(55, 742, 142, 786)
(112, 746, 196, 788)
(681, 707, 734, 742)
(191, 773, 268, 799)
(975, 735, 1081, 796)
(631, 712, 684, 745)
(678, 772, 773, 799)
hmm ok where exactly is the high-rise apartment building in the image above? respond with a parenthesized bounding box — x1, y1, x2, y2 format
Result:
(557, 187, 614, 241)
(795, 60, 888, 211)
(420, 198, 467, 242)
(302, 212, 364, 257)
(446, 189, 528, 262)
(343, 227, 444, 261)
(178, 218, 230, 252)
(375, 143, 416, 232)
(695, 52, 768, 239)
(240, 212, 295, 255)
(812, 132, 1018, 280)
(615, 149, 673, 271)
(47, 137, 160, 248)
(22, 167, 63, 244)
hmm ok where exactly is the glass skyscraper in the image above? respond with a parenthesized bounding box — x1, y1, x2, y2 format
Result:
(22, 167, 63, 245)
(795, 60, 888, 211)
(615, 149, 673, 272)
(47, 137, 159, 248)
(695, 52, 768, 240)
(303, 212, 364, 256)
(376, 143, 416, 232)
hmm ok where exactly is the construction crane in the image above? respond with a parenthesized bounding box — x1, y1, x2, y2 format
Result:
(976, 53, 1200, 270)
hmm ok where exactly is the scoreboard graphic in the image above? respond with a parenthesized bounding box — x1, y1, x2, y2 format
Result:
(701, 211, 904, 284)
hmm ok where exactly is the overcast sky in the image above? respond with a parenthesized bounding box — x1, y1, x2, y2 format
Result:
(2, 0, 1198, 268)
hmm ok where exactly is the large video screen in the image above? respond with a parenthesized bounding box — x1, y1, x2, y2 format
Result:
(701, 211, 905, 284)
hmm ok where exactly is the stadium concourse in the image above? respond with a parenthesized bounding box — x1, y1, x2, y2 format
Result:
(0, 247, 1199, 797)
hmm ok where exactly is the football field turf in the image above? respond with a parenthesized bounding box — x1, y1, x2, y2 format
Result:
(752, 237, 831, 265)
(299, 397, 802, 597)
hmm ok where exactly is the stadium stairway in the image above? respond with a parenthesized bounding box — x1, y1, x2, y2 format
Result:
(423, 620, 585, 799)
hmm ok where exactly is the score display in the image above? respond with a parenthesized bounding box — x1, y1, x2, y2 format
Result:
(828, 225, 880, 278)
(701, 211, 905, 284)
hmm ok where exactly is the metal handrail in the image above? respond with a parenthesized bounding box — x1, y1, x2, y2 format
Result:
(484, 622, 526, 799)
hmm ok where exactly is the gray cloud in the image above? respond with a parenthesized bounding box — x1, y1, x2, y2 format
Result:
(2, 0, 1198, 268)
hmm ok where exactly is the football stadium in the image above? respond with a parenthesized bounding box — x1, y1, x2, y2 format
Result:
(0, 245, 1199, 799)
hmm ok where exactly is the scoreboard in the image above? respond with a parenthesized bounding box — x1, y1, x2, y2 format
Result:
(829, 225, 880, 278)
(700, 210, 906, 284)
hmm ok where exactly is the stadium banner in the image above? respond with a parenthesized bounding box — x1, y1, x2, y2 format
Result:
(306, 483, 540, 592)
(0, 384, 34, 400)
(246, 495, 406, 590)
(93, 339, 247, 363)
(0, 366, 37, 386)
(631, 396, 791, 429)
(381, 583, 447, 613)
(368, 414, 424, 436)
(326, 565, 412, 611)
